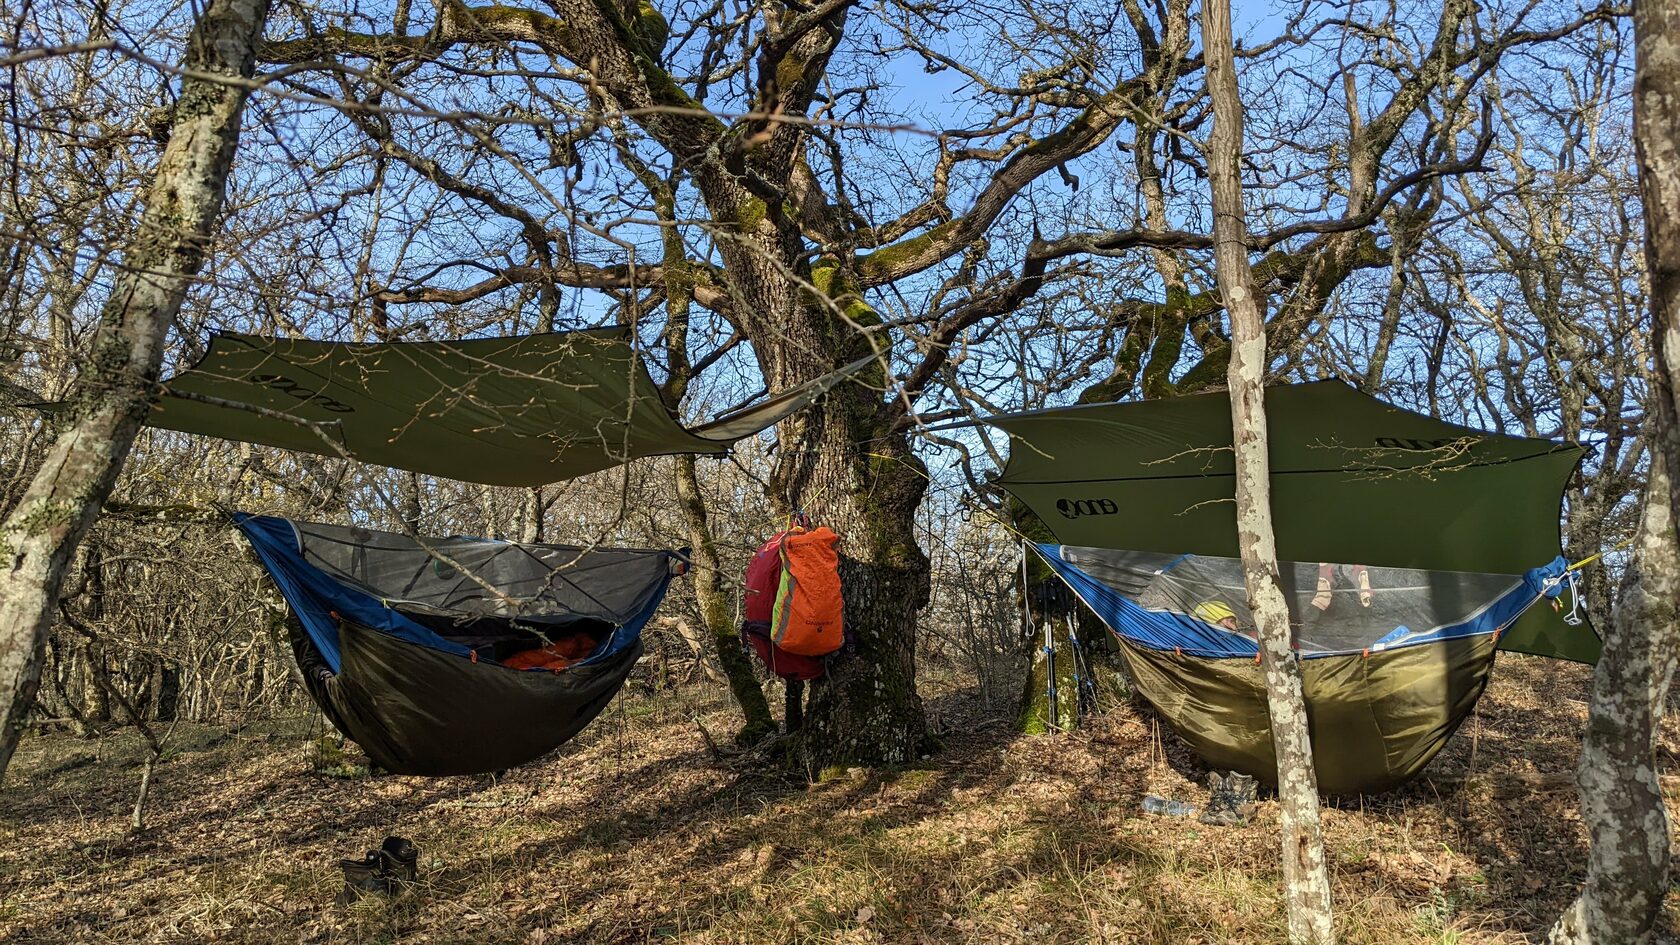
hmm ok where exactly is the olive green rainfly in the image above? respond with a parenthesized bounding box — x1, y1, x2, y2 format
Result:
(142, 328, 870, 486)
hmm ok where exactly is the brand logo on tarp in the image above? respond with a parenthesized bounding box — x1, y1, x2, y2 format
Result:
(1056, 498, 1118, 519)
(248, 374, 356, 414)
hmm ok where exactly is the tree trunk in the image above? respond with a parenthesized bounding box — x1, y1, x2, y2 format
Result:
(1548, 6, 1680, 939)
(0, 0, 272, 783)
(688, 168, 930, 771)
(784, 679, 804, 734)
(518, 487, 544, 543)
(673, 454, 775, 743)
(1201, 2, 1335, 942)
(399, 471, 422, 533)
(777, 376, 930, 772)
(154, 664, 180, 723)
(1017, 618, 1080, 734)
(1633, 0, 1680, 562)
(1548, 460, 1680, 944)
(81, 640, 110, 724)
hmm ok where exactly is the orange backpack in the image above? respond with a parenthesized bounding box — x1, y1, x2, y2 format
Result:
(770, 526, 845, 657)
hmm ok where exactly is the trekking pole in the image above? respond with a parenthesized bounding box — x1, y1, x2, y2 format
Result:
(1063, 618, 1081, 728)
(1070, 619, 1100, 714)
(1066, 618, 1095, 722)
(1044, 613, 1059, 732)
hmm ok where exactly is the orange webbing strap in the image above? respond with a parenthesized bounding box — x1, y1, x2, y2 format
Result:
(470, 649, 479, 664)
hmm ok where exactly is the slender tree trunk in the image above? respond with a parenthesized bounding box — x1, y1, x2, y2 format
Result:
(1548, 460, 1679, 944)
(1201, 2, 1334, 941)
(518, 487, 544, 543)
(1548, 5, 1680, 939)
(673, 454, 775, 742)
(0, 0, 272, 783)
(400, 471, 422, 533)
(784, 678, 804, 734)
(1633, 0, 1680, 548)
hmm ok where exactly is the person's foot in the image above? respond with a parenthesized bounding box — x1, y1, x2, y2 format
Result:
(1358, 570, 1373, 607)
(1310, 577, 1333, 611)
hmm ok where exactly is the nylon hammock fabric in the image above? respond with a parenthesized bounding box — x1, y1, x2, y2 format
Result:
(988, 380, 1597, 663)
(1041, 545, 1568, 660)
(1033, 544, 1570, 794)
(239, 513, 680, 776)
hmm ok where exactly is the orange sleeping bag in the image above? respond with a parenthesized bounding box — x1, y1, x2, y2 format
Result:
(502, 632, 598, 671)
(771, 526, 844, 657)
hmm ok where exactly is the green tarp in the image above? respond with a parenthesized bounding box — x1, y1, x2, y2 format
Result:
(143, 329, 869, 487)
(991, 382, 1598, 664)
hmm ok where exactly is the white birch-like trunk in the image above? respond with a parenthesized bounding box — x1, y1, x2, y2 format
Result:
(1548, 1, 1680, 938)
(0, 0, 272, 782)
(1200, 1, 1335, 941)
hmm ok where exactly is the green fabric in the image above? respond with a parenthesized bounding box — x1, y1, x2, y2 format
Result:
(289, 614, 642, 776)
(992, 382, 1598, 663)
(145, 329, 865, 487)
(1117, 634, 1499, 795)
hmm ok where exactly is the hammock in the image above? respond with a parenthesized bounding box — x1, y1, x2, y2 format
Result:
(238, 513, 680, 776)
(1035, 545, 1570, 794)
(983, 382, 1600, 794)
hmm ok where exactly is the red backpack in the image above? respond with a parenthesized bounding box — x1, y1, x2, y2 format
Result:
(740, 525, 843, 679)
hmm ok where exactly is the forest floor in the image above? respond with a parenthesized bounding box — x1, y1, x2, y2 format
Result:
(3, 654, 1679, 944)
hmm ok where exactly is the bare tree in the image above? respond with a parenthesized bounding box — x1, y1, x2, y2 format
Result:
(1201, 0, 1332, 941)
(0, 0, 273, 781)
(0, 0, 1632, 794)
(1547, 1, 1680, 940)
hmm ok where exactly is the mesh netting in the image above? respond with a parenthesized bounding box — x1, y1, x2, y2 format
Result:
(290, 520, 675, 629)
(1055, 546, 1525, 657)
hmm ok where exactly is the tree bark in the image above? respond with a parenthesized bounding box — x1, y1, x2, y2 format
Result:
(1548, 4, 1680, 939)
(685, 164, 931, 771)
(1634, 0, 1680, 544)
(518, 487, 544, 543)
(1201, 1, 1335, 942)
(778, 369, 931, 771)
(0, 0, 272, 783)
(1548, 459, 1679, 944)
(673, 454, 775, 743)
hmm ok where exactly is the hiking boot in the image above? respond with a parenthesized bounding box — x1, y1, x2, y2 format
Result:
(379, 836, 419, 886)
(1199, 771, 1257, 827)
(338, 851, 389, 903)
(1228, 773, 1258, 814)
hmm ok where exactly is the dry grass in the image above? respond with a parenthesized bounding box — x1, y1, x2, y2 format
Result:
(3, 655, 1678, 944)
